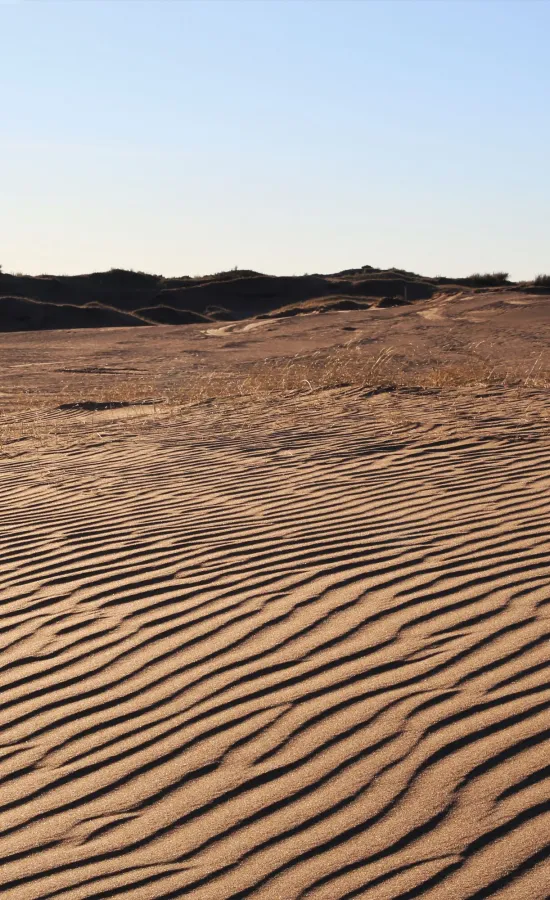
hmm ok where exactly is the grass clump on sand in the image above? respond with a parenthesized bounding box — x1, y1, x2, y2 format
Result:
(464, 272, 509, 287)
(2, 341, 549, 450)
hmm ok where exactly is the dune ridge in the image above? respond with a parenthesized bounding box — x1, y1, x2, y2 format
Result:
(1, 264, 549, 332)
(1, 380, 549, 898)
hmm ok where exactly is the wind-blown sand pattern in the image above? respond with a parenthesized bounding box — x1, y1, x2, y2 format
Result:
(1, 315, 550, 897)
(1, 392, 549, 898)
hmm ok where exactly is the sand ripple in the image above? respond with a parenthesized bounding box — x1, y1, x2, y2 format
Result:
(0, 388, 549, 898)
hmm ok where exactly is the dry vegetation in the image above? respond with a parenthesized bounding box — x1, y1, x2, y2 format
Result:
(463, 271, 509, 287)
(3, 342, 549, 450)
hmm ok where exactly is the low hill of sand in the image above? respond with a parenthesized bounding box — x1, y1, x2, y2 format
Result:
(0, 298, 549, 898)
(1, 264, 549, 331)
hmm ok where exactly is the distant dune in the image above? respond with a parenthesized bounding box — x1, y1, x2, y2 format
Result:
(1, 265, 548, 332)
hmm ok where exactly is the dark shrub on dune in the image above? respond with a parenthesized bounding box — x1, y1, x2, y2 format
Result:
(464, 272, 509, 287)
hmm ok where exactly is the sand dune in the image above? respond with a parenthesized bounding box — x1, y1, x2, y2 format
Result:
(1, 310, 549, 898)
(2, 264, 549, 332)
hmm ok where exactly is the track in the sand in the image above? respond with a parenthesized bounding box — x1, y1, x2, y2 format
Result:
(0, 389, 549, 899)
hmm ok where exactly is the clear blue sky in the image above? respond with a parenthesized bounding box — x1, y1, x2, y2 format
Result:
(1, 0, 549, 279)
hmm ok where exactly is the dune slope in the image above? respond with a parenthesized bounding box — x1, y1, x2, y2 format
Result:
(2, 263, 548, 331)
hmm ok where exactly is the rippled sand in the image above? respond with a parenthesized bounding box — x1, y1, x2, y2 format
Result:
(1, 303, 549, 898)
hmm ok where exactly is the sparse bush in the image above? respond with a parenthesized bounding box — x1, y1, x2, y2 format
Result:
(534, 274, 550, 286)
(464, 272, 509, 287)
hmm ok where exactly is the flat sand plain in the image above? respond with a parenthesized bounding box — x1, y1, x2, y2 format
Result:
(0, 292, 549, 898)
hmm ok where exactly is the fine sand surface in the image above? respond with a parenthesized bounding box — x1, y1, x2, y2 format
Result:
(1, 300, 549, 898)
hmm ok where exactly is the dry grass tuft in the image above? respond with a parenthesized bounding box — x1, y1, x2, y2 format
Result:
(2, 343, 549, 450)
(464, 272, 509, 287)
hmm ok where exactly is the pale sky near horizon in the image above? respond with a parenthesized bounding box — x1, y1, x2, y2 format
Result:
(1, 0, 549, 280)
